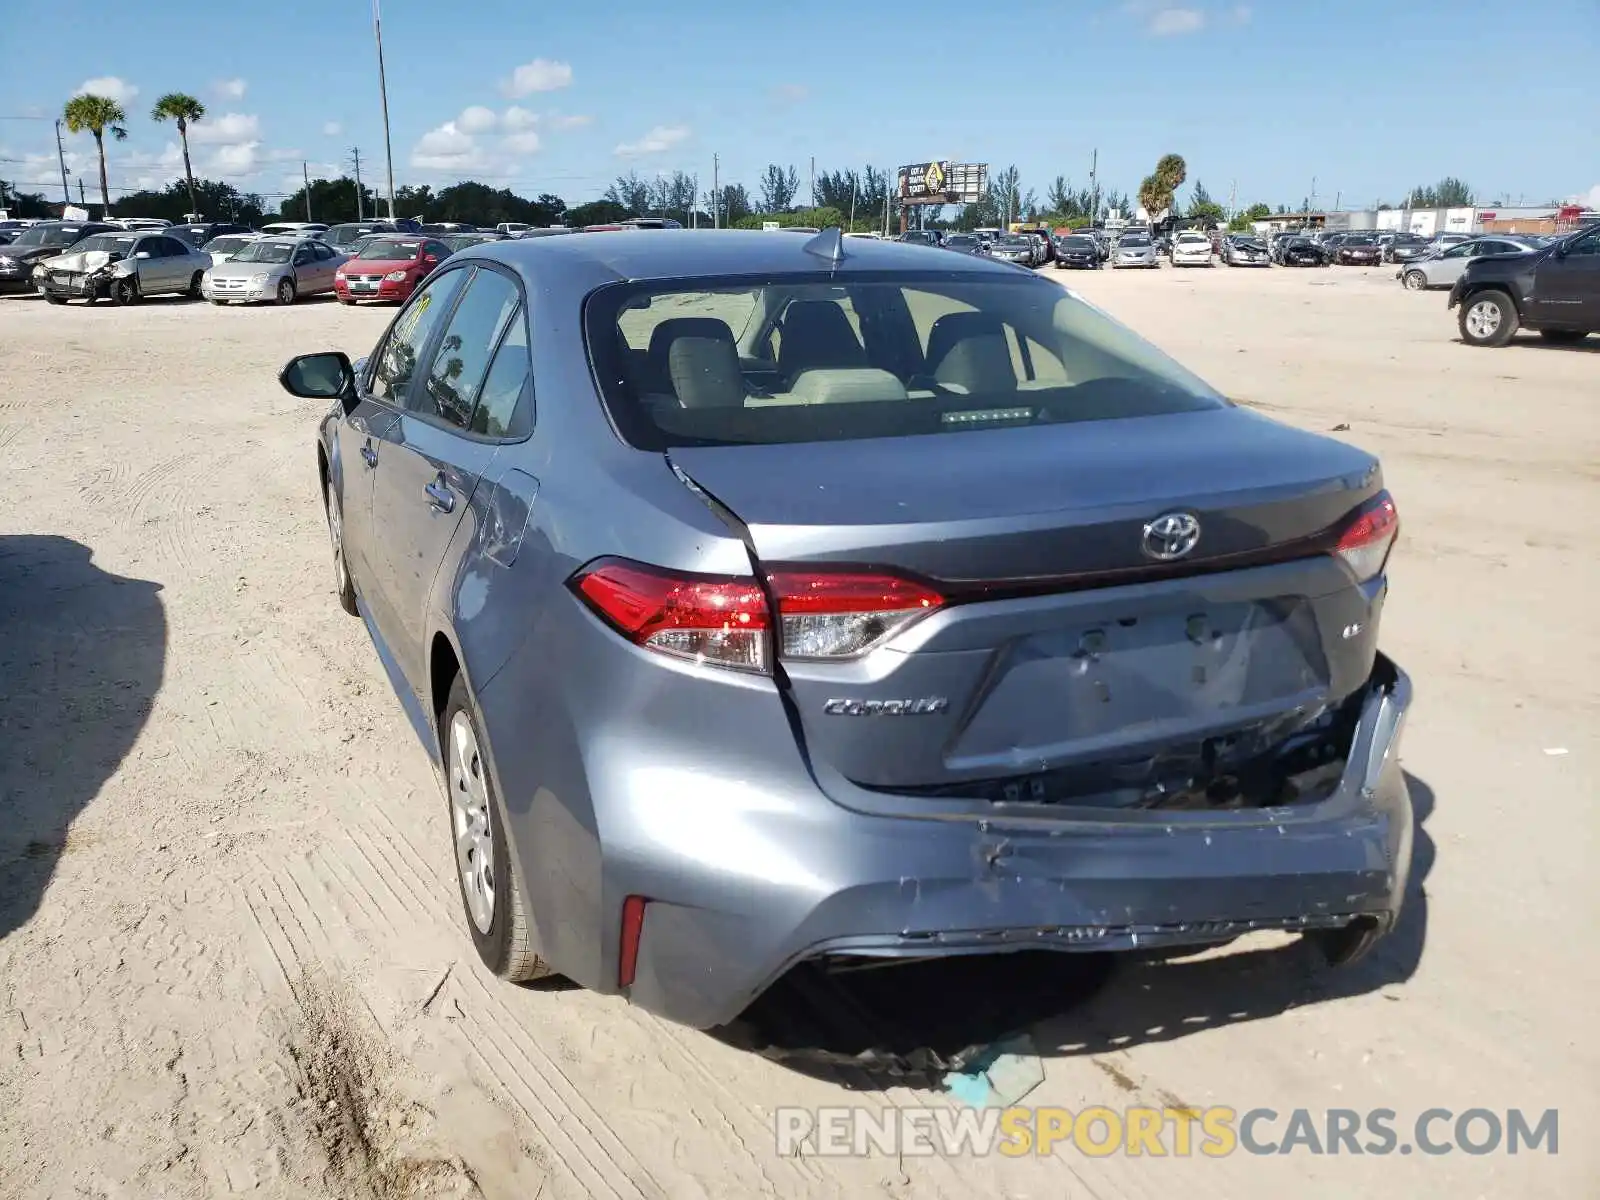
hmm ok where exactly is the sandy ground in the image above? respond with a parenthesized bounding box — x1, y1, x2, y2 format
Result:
(0, 261, 1594, 1199)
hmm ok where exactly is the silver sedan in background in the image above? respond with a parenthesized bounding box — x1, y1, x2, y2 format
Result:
(199, 232, 260, 266)
(1112, 233, 1160, 268)
(1396, 235, 1542, 291)
(202, 236, 348, 305)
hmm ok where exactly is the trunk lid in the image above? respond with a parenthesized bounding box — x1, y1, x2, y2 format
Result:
(669, 408, 1385, 805)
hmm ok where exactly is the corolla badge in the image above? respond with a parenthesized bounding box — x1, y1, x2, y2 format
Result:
(1141, 511, 1202, 561)
(823, 697, 949, 716)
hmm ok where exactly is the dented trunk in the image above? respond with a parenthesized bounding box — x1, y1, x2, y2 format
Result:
(669, 408, 1391, 813)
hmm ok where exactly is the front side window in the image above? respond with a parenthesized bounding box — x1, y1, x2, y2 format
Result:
(369, 268, 469, 404)
(585, 272, 1227, 451)
(414, 267, 521, 428)
(1443, 242, 1478, 259)
(1560, 227, 1599, 257)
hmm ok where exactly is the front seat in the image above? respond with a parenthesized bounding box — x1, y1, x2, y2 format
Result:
(924, 311, 1017, 393)
(647, 318, 735, 394)
(776, 300, 867, 378)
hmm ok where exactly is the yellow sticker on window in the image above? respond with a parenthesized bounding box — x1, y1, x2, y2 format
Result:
(416, 294, 430, 314)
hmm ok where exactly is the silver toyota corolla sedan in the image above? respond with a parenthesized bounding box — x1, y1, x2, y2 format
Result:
(1396, 235, 1542, 291)
(277, 230, 1413, 1031)
(203, 236, 348, 305)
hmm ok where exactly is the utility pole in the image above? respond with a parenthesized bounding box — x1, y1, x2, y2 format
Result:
(76, 178, 85, 206)
(1089, 147, 1098, 224)
(711, 153, 718, 228)
(1228, 179, 1237, 223)
(372, 0, 397, 219)
(54, 119, 70, 204)
(1309, 175, 1318, 212)
(303, 161, 312, 222)
(809, 155, 815, 216)
(350, 146, 364, 220)
(691, 173, 698, 228)
(1333, 190, 1341, 212)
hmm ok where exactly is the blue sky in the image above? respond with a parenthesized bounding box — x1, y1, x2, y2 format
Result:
(2, 0, 1596, 212)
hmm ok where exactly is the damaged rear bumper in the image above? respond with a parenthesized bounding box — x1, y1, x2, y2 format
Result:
(624, 655, 1414, 1029)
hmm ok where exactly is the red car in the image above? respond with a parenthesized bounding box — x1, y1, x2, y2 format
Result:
(334, 236, 452, 304)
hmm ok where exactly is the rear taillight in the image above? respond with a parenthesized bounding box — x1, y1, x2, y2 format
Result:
(573, 558, 770, 672)
(1334, 491, 1399, 581)
(768, 571, 942, 660)
(570, 559, 942, 672)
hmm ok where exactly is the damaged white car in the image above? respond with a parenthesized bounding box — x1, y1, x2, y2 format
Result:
(33, 230, 211, 305)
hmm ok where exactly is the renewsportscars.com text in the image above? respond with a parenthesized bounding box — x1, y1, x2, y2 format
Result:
(775, 1105, 1559, 1159)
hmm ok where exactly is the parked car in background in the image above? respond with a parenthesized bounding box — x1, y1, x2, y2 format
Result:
(1385, 233, 1432, 264)
(324, 220, 418, 252)
(203, 236, 347, 305)
(437, 232, 509, 255)
(110, 217, 172, 231)
(1450, 222, 1600, 347)
(1397, 235, 1542, 291)
(260, 221, 329, 238)
(1018, 228, 1054, 264)
(1429, 233, 1471, 254)
(34, 229, 210, 304)
(986, 234, 1036, 266)
(1170, 230, 1213, 267)
(277, 229, 1413, 1029)
(1334, 235, 1383, 266)
(420, 222, 479, 235)
(200, 232, 261, 266)
(167, 221, 253, 247)
(495, 222, 533, 237)
(940, 233, 987, 256)
(0, 221, 117, 292)
(334, 235, 451, 304)
(1222, 235, 1271, 266)
(1112, 231, 1159, 268)
(1280, 237, 1328, 267)
(895, 229, 943, 248)
(1053, 234, 1100, 269)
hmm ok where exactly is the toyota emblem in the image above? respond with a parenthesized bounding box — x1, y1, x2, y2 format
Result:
(1141, 511, 1202, 561)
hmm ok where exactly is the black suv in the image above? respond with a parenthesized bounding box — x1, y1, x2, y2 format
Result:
(1448, 224, 1600, 347)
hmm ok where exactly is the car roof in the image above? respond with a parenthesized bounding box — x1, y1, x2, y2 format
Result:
(456, 228, 1029, 287)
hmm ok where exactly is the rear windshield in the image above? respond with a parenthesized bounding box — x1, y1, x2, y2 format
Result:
(585, 272, 1227, 451)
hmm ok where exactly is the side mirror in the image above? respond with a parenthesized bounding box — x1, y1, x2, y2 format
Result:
(279, 351, 356, 409)
(134, 250, 151, 259)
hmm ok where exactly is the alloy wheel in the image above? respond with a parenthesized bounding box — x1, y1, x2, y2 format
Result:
(326, 481, 348, 594)
(1464, 300, 1502, 341)
(449, 711, 496, 934)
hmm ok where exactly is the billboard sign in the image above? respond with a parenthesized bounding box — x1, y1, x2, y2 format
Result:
(897, 161, 987, 204)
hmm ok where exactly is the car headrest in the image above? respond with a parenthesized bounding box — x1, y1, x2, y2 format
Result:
(668, 336, 745, 409)
(777, 300, 867, 377)
(925, 311, 1008, 374)
(926, 312, 1016, 394)
(647, 317, 734, 376)
(787, 368, 908, 405)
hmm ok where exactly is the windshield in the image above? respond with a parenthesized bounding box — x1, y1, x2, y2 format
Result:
(944, 236, 976, 248)
(13, 226, 90, 248)
(230, 240, 296, 264)
(204, 236, 254, 255)
(996, 237, 1030, 248)
(1346, 236, 1377, 246)
(1177, 233, 1207, 242)
(1120, 235, 1150, 247)
(585, 272, 1227, 451)
(68, 234, 139, 255)
(1060, 237, 1094, 249)
(357, 238, 422, 260)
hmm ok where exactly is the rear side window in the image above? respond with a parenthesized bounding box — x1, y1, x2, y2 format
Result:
(413, 267, 521, 428)
(584, 272, 1226, 450)
(369, 268, 469, 404)
(471, 311, 532, 438)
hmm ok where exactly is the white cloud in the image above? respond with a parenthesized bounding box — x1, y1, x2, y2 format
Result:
(208, 142, 262, 174)
(504, 131, 542, 155)
(458, 105, 499, 134)
(770, 83, 809, 104)
(189, 112, 261, 145)
(549, 112, 593, 131)
(501, 106, 539, 132)
(322, 121, 343, 136)
(214, 78, 247, 99)
(613, 124, 689, 158)
(500, 58, 573, 97)
(75, 76, 139, 105)
(1148, 7, 1205, 34)
(1572, 184, 1600, 209)
(410, 121, 486, 171)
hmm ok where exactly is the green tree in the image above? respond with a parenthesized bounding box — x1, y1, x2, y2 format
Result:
(62, 93, 129, 216)
(757, 164, 800, 213)
(114, 179, 266, 225)
(150, 92, 206, 216)
(566, 199, 631, 226)
(1138, 153, 1187, 222)
(0, 184, 54, 218)
(1228, 201, 1272, 232)
(604, 171, 651, 214)
(733, 206, 844, 230)
(1187, 180, 1225, 225)
(715, 183, 753, 226)
(278, 176, 377, 223)
(1405, 177, 1474, 208)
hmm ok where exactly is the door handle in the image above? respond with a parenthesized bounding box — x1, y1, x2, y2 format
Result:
(424, 476, 455, 513)
(359, 438, 378, 468)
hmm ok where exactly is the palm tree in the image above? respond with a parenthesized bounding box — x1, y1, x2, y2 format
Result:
(151, 93, 206, 216)
(62, 94, 128, 217)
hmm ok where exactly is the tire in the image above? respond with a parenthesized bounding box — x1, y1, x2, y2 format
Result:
(211, 299, 227, 306)
(441, 674, 551, 983)
(187, 271, 203, 298)
(324, 474, 359, 617)
(1403, 271, 1427, 291)
(1538, 329, 1588, 345)
(1458, 290, 1519, 347)
(44, 292, 66, 305)
(337, 297, 354, 305)
(110, 276, 139, 306)
(275, 277, 297, 306)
